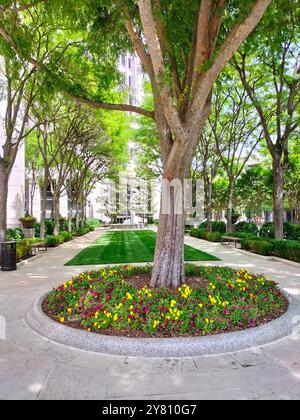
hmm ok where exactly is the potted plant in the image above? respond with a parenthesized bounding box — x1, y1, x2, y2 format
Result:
(19, 213, 37, 229)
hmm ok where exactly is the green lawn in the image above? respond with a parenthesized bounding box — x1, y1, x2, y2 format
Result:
(65, 230, 219, 266)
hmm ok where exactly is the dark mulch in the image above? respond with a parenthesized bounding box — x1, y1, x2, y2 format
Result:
(125, 272, 209, 290)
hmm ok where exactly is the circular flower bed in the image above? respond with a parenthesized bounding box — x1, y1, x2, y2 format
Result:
(43, 265, 288, 337)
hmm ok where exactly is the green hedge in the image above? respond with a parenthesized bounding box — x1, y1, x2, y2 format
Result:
(73, 227, 90, 237)
(199, 221, 226, 234)
(190, 228, 222, 242)
(45, 236, 61, 247)
(260, 221, 300, 240)
(240, 237, 300, 263)
(234, 222, 259, 235)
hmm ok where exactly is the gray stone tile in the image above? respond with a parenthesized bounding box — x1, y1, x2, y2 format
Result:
(37, 364, 107, 400)
(0, 368, 50, 400)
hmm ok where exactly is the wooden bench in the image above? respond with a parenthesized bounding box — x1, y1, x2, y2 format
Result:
(221, 236, 241, 248)
(31, 242, 48, 255)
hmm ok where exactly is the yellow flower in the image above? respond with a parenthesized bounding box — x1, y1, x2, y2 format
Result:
(170, 299, 177, 307)
(59, 317, 65, 323)
(67, 308, 72, 314)
(130, 305, 134, 310)
(198, 303, 203, 308)
(114, 314, 118, 321)
(94, 322, 98, 327)
(153, 320, 160, 329)
(126, 292, 133, 300)
(87, 328, 91, 332)
(68, 280, 73, 285)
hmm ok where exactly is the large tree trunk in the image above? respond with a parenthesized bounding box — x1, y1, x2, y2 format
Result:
(272, 155, 284, 239)
(150, 175, 186, 288)
(0, 167, 9, 245)
(226, 179, 235, 233)
(53, 192, 60, 236)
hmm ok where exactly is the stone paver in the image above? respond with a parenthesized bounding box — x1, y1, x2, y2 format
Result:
(0, 228, 299, 400)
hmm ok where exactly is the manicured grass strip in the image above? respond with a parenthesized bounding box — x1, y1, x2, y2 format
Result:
(65, 230, 219, 266)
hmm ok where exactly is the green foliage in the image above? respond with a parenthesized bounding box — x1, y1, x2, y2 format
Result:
(45, 220, 54, 236)
(260, 222, 300, 240)
(73, 227, 90, 237)
(59, 231, 73, 242)
(273, 240, 300, 263)
(199, 221, 226, 234)
(6, 227, 24, 241)
(45, 236, 61, 247)
(190, 228, 222, 242)
(85, 218, 101, 228)
(16, 239, 32, 261)
(206, 232, 222, 242)
(234, 222, 259, 235)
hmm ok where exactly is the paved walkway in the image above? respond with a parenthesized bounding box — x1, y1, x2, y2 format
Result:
(0, 229, 300, 400)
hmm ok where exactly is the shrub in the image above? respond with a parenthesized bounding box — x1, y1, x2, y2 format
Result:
(45, 219, 54, 236)
(86, 218, 101, 228)
(206, 232, 222, 242)
(15, 239, 31, 261)
(34, 223, 40, 238)
(45, 236, 61, 247)
(283, 222, 300, 241)
(59, 217, 68, 232)
(60, 231, 73, 242)
(260, 221, 300, 240)
(273, 240, 300, 263)
(234, 222, 259, 235)
(190, 228, 207, 239)
(6, 227, 24, 241)
(190, 229, 221, 242)
(199, 221, 226, 234)
(254, 240, 274, 256)
(73, 227, 90, 237)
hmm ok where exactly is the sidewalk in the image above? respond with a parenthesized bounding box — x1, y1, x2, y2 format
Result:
(0, 229, 299, 400)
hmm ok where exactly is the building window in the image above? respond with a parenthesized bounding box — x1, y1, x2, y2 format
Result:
(121, 55, 126, 66)
(128, 75, 132, 87)
(128, 57, 132, 69)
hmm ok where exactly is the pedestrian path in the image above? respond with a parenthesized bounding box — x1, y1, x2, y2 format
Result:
(0, 229, 299, 400)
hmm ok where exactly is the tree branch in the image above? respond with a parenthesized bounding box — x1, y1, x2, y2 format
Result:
(187, 0, 272, 133)
(68, 94, 155, 120)
(138, 0, 185, 141)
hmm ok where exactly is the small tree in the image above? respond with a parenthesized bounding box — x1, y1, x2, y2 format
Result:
(0, 56, 39, 243)
(210, 80, 263, 232)
(233, 1, 300, 238)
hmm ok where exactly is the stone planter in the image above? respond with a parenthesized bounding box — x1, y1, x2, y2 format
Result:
(23, 228, 36, 239)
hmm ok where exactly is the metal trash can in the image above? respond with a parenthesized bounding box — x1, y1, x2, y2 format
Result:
(1, 241, 17, 271)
